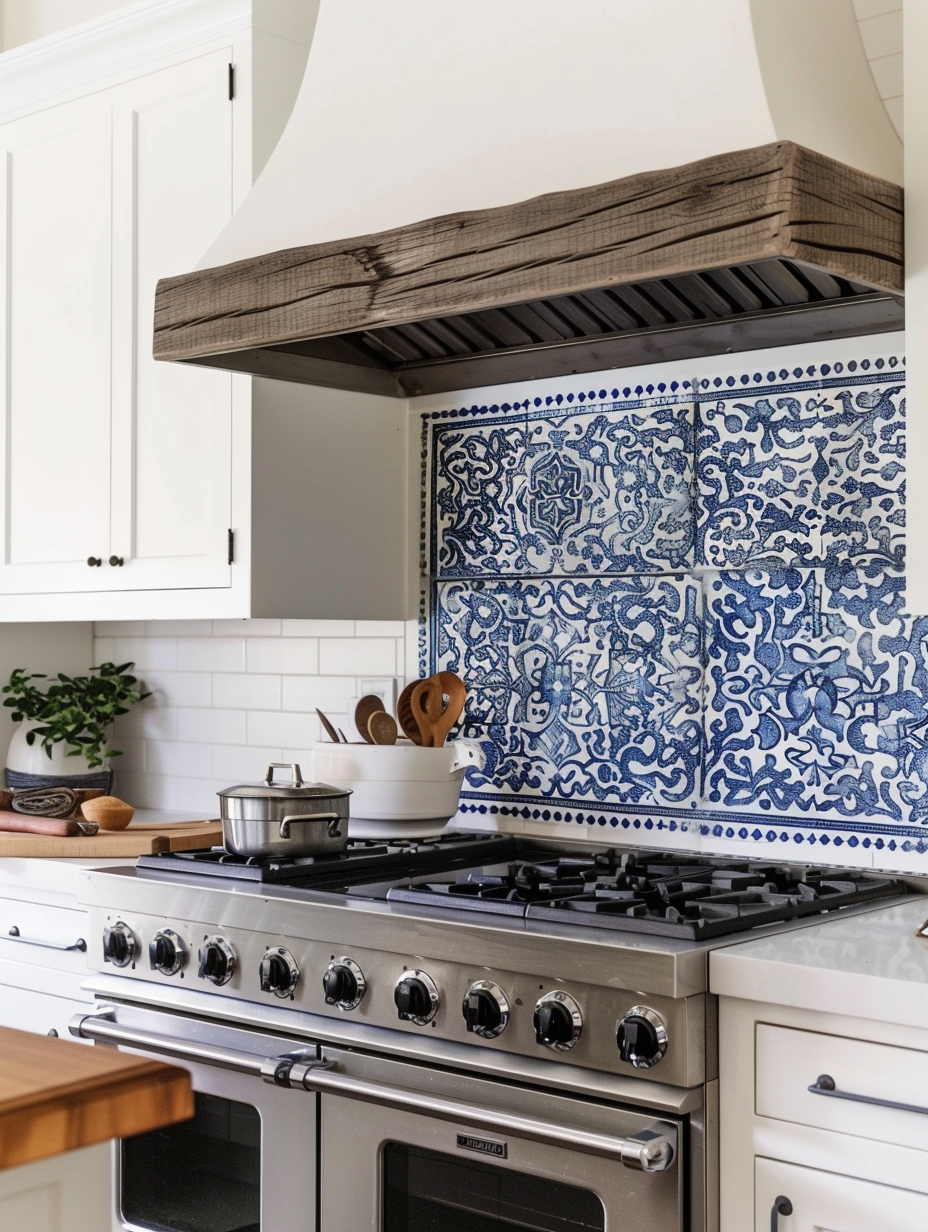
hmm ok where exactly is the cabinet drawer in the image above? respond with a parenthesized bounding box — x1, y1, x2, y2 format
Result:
(757, 1023, 928, 1151)
(0, 985, 93, 1040)
(0, 897, 91, 973)
(756, 1157, 928, 1230)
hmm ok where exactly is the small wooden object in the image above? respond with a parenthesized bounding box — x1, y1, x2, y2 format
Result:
(0, 1026, 192, 1171)
(80, 796, 135, 831)
(315, 709, 342, 743)
(397, 682, 424, 745)
(432, 672, 467, 747)
(409, 678, 444, 748)
(354, 694, 386, 744)
(367, 711, 398, 745)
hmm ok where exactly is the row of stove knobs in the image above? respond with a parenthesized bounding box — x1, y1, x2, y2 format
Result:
(103, 923, 668, 1067)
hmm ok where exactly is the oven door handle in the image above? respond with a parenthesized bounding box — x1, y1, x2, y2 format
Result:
(270, 1054, 676, 1172)
(69, 1009, 675, 1173)
(68, 1008, 320, 1077)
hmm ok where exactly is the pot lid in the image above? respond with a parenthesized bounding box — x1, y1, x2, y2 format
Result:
(218, 763, 350, 800)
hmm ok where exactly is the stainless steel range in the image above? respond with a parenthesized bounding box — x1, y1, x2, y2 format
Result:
(70, 834, 907, 1232)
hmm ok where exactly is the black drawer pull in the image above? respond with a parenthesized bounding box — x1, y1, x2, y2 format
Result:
(809, 1073, 928, 1117)
(771, 1194, 792, 1231)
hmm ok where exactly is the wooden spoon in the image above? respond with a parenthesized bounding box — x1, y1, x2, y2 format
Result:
(367, 711, 398, 745)
(397, 682, 425, 745)
(410, 677, 445, 747)
(431, 672, 467, 747)
(354, 694, 386, 744)
(316, 708, 342, 742)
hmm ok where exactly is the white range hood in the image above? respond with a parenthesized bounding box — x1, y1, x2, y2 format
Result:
(153, 0, 904, 394)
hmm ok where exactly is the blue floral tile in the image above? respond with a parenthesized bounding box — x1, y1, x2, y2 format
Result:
(432, 396, 693, 577)
(435, 573, 704, 811)
(702, 563, 928, 825)
(696, 365, 905, 570)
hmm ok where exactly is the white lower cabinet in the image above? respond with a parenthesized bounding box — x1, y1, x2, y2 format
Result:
(756, 1158, 928, 1231)
(0, 1143, 111, 1232)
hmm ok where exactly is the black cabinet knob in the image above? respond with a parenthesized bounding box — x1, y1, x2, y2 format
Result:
(108, 555, 124, 567)
(87, 556, 102, 567)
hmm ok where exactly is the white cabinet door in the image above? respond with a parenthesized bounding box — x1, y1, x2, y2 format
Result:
(0, 1144, 111, 1232)
(110, 49, 234, 592)
(756, 1157, 928, 1231)
(0, 93, 114, 595)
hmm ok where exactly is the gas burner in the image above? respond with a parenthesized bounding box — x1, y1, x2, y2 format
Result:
(387, 853, 905, 939)
(135, 832, 517, 887)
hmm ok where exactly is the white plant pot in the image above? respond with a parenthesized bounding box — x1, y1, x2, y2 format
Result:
(5, 721, 108, 780)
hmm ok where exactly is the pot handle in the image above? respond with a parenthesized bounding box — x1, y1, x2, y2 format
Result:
(265, 763, 304, 787)
(279, 812, 342, 840)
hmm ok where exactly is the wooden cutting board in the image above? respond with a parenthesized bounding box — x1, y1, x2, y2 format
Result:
(0, 820, 222, 858)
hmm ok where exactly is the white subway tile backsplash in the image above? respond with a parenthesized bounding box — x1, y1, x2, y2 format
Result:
(281, 675, 355, 713)
(178, 707, 247, 745)
(117, 771, 179, 811)
(173, 777, 228, 815)
(94, 638, 115, 663)
(113, 637, 178, 672)
(177, 637, 246, 673)
(144, 620, 212, 637)
(213, 673, 282, 710)
(113, 702, 178, 742)
(96, 621, 147, 637)
(355, 620, 405, 637)
(140, 671, 212, 708)
(320, 638, 396, 675)
(247, 710, 320, 748)
(247, 638, 319, 674)
(281, 620, 354, 637)
(212, 619, 282, 637)
(212, 744, 283, 782)
(145, 740, 213, 779)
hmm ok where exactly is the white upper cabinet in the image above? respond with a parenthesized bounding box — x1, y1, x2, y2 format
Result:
(0, 93, 113, 593)
(110, 50, 234, 593)
(0, 0, 411, 622)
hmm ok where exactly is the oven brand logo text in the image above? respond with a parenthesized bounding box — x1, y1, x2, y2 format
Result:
(457, 1134, 507, 1158)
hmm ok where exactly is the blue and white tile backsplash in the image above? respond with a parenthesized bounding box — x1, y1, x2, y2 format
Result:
(421, 339, 928, 869)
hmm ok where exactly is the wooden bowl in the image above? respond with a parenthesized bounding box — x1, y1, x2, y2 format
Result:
(80, 795, 135, 831)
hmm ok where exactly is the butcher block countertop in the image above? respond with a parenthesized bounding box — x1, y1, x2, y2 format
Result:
(0, 1026, 192, 1171)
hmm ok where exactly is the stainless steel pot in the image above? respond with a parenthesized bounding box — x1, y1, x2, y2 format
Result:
(218, 763, 351, 858)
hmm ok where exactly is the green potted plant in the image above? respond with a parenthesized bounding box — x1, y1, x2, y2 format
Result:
(2, 662, 150, 791)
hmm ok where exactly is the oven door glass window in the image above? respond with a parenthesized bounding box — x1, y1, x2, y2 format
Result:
(121, 1091, 261, 1232)
(382, 1142, 605, 1231)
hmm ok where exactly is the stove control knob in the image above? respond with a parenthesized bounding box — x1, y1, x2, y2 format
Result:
(533, 991, 582, 1051)
(260, 947, 300, 999)
(323, 957, 365, 1011)
(394, 970, 439, 1025)
(616, 1006, 668, 1069)
(462, 981, 509, 1039)
(102, 921, 139, 968)
(148, 929, 187, 976)
(197, 936, 236, 987)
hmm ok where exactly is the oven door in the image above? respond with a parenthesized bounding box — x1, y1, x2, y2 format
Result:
(70, 1002, 319, 1232)
(315, 1047, 684, 1232)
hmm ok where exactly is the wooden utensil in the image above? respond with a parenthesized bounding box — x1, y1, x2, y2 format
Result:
(432, 671, 467, 747)
(397, 682, 425, 745)
(0, 811, 99, 838)
(354, 694, 386, 744)
(316, 708, 342, 742)
(367, 711, 398, 745)
(410, 677, 445, 747)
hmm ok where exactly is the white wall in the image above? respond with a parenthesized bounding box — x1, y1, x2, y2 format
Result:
(1, 0, 131, 48)
(0, 623, 94, 757)
(95, 618, 407, 813)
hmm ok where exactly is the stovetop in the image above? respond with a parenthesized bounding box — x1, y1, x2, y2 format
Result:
(136, 834, 905, 941)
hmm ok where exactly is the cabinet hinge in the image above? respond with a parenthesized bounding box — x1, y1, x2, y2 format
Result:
(227, 529, 234, 565)
(228, 63, 235, 100)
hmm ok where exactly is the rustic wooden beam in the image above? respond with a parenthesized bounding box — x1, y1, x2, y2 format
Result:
(153, 141, 903, 369)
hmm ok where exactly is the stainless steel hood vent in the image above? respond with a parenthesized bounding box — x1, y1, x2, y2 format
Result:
(153, 141, 902, 397)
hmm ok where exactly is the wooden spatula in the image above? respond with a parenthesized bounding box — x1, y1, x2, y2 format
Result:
(410, 677, 445, 747)
(397, 682, 425, 744)
(432, 672, 467, 746)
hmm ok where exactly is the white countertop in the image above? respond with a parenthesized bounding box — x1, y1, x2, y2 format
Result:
(710, 896, 928, 1028)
